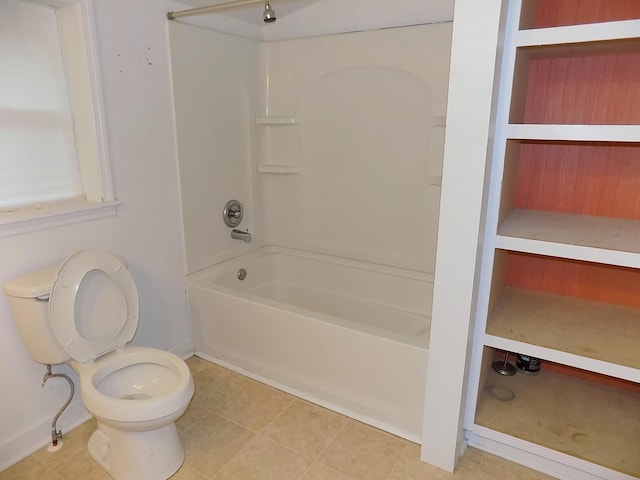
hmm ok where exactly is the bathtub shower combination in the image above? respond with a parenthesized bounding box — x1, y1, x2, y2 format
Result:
(188, 247, 432, 440)
(171, 13, 451, 442)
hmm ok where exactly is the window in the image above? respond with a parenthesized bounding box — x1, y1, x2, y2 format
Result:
(0, 0, 116, 235)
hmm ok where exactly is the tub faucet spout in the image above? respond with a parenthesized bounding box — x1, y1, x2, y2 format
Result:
(231, 229, 251, 243)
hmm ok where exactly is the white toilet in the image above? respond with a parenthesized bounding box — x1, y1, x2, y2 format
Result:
(3, 250, 194, 480)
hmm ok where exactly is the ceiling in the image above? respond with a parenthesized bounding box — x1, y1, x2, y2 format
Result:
(165, 0, 455, 41)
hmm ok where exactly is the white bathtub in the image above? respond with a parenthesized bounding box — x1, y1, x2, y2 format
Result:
(187, 246, 432, 440)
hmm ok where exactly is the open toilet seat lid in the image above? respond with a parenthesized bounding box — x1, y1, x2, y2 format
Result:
(49, 250, 139, 363)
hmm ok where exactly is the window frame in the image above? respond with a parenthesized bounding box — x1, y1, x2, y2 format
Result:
(0, 0, 117, 237)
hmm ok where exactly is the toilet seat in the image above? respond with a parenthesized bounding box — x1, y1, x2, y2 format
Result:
(49, 250, 139, 363)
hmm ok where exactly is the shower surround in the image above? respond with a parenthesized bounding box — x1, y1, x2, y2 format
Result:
(170, 20, 452, 440)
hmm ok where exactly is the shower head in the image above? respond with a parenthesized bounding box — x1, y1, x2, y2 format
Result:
(263, 1, 276, 23)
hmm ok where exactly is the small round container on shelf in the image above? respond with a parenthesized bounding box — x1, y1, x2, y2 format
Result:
(516, 354, 541, 375)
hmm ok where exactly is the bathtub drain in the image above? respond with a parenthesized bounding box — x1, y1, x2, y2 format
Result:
(237, 268, 247, 280)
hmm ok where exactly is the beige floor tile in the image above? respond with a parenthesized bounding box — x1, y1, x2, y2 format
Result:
(0, 456, 61, 480)
(301, 461, 355, 480)
(456, 447, 484, 474)
(48, 450, 111, 480)
(186, 355, 215, 375)
(3, 357, 566, 480)
(32, 418, 97, 469)
(177, 402, 211, 432)
(262, 399, 347, 460)
(388, 443, 479, 480)
(182, 412, 255, 478)
(477, 452, 556, 480)
(319, 420, 407, 480)
(191, 361, 249, 410)
(170, 463, 210, 480)
(213, 379, 295, 432)
(213, 435, 312, 480)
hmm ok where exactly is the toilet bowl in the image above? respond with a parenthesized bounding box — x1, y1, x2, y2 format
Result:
(75, 346, 193, 480)
(3, 250, 194, 480)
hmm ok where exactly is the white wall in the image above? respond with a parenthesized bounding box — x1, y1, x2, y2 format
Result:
(0, 0, 192, 470)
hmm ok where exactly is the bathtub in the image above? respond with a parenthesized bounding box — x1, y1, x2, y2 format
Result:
(187, 246, 432, 441)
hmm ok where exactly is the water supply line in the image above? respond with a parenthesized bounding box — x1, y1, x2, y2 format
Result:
(41, 365, 74, 451)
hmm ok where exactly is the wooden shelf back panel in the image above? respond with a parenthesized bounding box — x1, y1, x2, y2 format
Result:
(513, 142, 640, 219)
(523, 0, 640, 29)
(522, 52, 640, 125)
(504, 251, 640, 308)
(543, 361, 640, 394)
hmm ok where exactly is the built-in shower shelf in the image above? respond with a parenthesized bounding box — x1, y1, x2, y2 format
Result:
(255, 116, 300, 125)
(257, 165, 300, 174)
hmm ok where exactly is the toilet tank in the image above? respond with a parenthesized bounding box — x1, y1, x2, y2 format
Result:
(3, 266, 70, 365)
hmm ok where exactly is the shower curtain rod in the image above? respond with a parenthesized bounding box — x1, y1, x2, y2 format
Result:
(167, 0, 271, 20)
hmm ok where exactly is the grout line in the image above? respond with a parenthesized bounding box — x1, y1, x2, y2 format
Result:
(385, 441, 410, 480)
(296, 417, 352, 480)
(207, 432, 258, 480)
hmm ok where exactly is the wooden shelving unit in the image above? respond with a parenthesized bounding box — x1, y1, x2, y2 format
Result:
(466, 1, 640, 479)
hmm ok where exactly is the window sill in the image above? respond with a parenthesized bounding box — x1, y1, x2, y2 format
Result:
(0, 198, 119, 238)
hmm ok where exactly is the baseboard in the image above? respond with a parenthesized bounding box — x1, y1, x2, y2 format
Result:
(0, 400, 91, 472)
(169, 337, 195, 360)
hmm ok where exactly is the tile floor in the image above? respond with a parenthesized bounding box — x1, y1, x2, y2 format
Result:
(1, 356, 556, 480)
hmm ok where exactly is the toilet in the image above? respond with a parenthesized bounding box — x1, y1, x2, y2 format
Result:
(3, 250, 194, 480)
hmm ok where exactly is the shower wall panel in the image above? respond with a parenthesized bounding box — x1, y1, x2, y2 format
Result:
(171, 22, 452, 275)
(170, 23, 259, 274)
(258, 23, 452, 273)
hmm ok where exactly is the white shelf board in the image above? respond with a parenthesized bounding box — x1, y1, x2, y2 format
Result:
(497, 209, 640, 260)
(466, 427, 635, 480)
(505, 124, 640, 142)
(486, 287, 640, 375)
(494, 235, 640, 269)
(255, 116, 299, 125)
(485, 333, 640, 384)
(474, 367, 640, 478)
(517, 19, 640, 48)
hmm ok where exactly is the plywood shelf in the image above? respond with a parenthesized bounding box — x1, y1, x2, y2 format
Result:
(486, 287, 640, 374)
(495, 210, 640, 268)
(475, 367, 640, 477)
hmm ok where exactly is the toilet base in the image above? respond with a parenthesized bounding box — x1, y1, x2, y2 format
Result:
(88, 420, 184, 480)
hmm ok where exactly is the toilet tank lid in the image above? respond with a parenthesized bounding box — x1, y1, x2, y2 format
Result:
(2, 265, 58, 298)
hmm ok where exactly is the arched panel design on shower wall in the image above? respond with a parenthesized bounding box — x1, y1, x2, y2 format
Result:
(257, 23, 452, 274)
(301, 66, 434, 271)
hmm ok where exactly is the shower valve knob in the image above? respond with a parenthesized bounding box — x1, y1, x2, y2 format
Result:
(223, 200, 244, 228)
